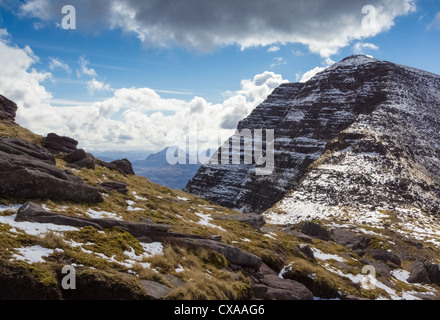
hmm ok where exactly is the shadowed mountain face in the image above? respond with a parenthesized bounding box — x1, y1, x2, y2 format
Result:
(185, 55, 440, 214)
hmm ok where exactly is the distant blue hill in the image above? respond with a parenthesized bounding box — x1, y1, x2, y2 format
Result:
(132, 147, 210, 190)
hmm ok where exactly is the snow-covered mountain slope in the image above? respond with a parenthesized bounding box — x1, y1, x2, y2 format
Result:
(264, 56, 440, 238)
(187, 55, 440, 215)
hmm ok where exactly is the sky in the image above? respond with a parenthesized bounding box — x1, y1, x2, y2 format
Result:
(0, 0, 439, 157)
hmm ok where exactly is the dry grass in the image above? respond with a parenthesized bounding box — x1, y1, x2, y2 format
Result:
(0, 120, 42, 145)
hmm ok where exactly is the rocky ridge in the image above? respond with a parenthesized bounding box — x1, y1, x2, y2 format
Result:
(186, 55, 440, 216)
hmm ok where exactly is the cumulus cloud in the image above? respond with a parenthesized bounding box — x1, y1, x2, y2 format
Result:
(353, 42, 379, 54)
(77, 56, 97, 77)
(19, 0, 415, 57)
(87, 79, 112, 95)
(299, 58, 335, 83)
(0, 32, 288, 152)
(267, 46, 280, 53)
(270, 57, 287, 69)
(49, 57, 71, 73)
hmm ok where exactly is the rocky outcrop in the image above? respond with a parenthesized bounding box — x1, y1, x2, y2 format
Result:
(99, 181, 128, 194)
(0, 95, 17, 121)
(16, 202, 171, 238)
(252, 263, 313, 300)
(16, 202, 263, 270)
(64, 149, 95, 170)
(97, 158, 135, 176)
(331, 229, 370, 251)
(211, 213, 266, 230)
(408, 260, 440, 285)
(110, 159, 135, 175)
(301, 221, 331, 241)
(0, 137, 102, 203)
(42, 133, 78, 154)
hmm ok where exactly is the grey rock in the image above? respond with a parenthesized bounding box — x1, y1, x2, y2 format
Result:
(99, 181, 128, 194)
(0, 94, 17, 121)
(428, 264, 440, 285)
(42, 133, 78, 154)
(260, 274, 313, 300)
(140, 280, 171, 300)
(0, 140, 102, 203)
(301, 221, 331, 241)
(252, 284, 268, 299)
(281, 228, 313, 243)
(408, 260, 430, 284)
(298, 244, 315, 261)
(0, 137, 55, 163)
(16, 202, 171, 240)
(64, 149, 95, 170)
(211, 213, 266, 230)
(111, 159, 135, 175)
(331, 228, 370, 250)
(170, 237, 262, 269)
(366, 249, 401, 267)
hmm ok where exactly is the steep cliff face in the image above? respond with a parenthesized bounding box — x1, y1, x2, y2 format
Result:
(265, 56, 440, 232)
(186, 55, 434, 213)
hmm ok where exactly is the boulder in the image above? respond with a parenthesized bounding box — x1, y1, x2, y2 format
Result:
(110, 159, 135, 175)
(42, 133, 78, 154)
(365, 249, 401, 267)
(0, 142, 102, 203)
(298, 244, 315, 261)
(331, 228, 370, 250)
(260, 274, 313, 300)
(99, 181, 128, 194)
(97, 159, 135, 176)
(408, 260, 431, 284)
(0, 94, 17, 121)
(16, 202, 171, 239)
(171, 237, 262, 270)
(211, 213, 266, 230)
(281, 228, 313, 243)
(0, 137, 55, 163)
(301, 221, 331, 241)
(251, 284, 268, 299)
(140, 280, 171, 300)
(427, 264, 440, 285)
(64, 149, 95, 170)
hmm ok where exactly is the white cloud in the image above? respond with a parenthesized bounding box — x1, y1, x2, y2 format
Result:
(299, 58, 335, 83)
(353, 42, 379, 54)
(270, 57, 287, 69)
(0, 33, 288, 152)
(77, 56, 97, 77)
(87, 79, 112, 95)
(427, 12, 440, 30)
(20, 0, 416, 57)
(268, 46, 280, 53)
(49, 57, 71, 74)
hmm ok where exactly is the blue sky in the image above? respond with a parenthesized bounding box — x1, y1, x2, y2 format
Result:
(0, 0, 439, 155)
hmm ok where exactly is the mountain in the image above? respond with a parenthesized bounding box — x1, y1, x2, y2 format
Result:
(133, 147, 203, 190)
(93, 150, 150, 163)
(185, 55, 440, 216)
